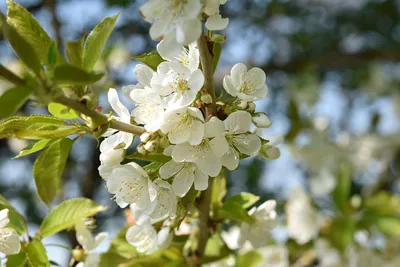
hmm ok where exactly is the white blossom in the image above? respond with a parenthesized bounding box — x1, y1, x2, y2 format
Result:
(223, 63, 268, 101)
(160, 160, 209, 197)
(75, 219, 108, 252)
(160, 107, 205, 145)
(252, 113, 271, 128)
(140, 0, 202, 45)
(0, 209, 20, 255)
(146, 179, 177, 222)
(286, 187, 320, 244)
(106, 162, 157, 209)
(152, 62, 204, 110)
(157, 38, 200, 72)
(239, 200, 278, 248)
(204, 0, 229, 30)
(206, 111, 261, 170)
(256, 246, 289, 267)
(76, 253, 101, 267)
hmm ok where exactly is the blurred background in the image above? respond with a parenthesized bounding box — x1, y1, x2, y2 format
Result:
(1, 0, 400, 265)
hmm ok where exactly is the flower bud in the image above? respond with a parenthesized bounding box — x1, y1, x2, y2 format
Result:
(144, 140, 158, 153)
(100, 148, 124, 166)
(140, 132, 151, 143)
(137, 144, 147, 155)
(72, 248, 85, 262)
(201, 93, 213, 104)
(159, 136, 170, 148)
(235, 100, 248, 110)
(246, 102, 256, 113)
(260, 145, 280, 160)
(252, 112, 271, 128)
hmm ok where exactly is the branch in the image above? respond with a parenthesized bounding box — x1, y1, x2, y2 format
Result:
(54, 96, 145, 135)
(197, 35, 216, 117)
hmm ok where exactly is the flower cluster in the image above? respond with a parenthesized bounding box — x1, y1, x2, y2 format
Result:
(0, 209, 21, 261)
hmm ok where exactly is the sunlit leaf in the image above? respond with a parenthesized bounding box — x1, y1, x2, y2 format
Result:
(48, 102, 79, 120)
(134, 52, 164, 70)
(26, 238, 50, 267)
(0, 194, 27, 235)
(224, 193, 260, 209)
(6, 251, 27, 267)
(14, 139, 54, 158)
(0, 86, 32, 120)
(235, 251, 262, 267)
(125, 152, 170, 163)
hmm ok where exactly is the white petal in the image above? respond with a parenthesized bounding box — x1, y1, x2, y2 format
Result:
(134, 64, 155, 87)
(93, 232, 108, 251)
(176, 19, 202, 45)
(0, 228, 20, 254)
(171, 142, 194, 163)
(194, 166, 209, 191)
(85, 253, 101, 266)
(224, 111, 252, 134)
(222, 76, 238, 97)
(108, 88, 131, 123)
(233, 134, 261, 156)
(172, 165, 195, 197)
(157, 227, 173, 250)
(157, 31, 183, 62)
(205, 14, 229, 31)
(188, 120, 204, 146)
(204, 117, 225, 138)
(252, 113, 271, 128)
(231, 63, 247, 86)
(187, 107, 204, 122)
(75, 220, 95, 251)
(187, 42, 200, 72)
(159, 160, 184, 179)
(126, 225, 157, 254)
(148, 179, 158, 202)
(0, 209, 10, 229)
(149, 188, 174, 220)
(149, 16, 173, 40)
(98, 165, 116, 180)
(220, 146, 239, 170)
(188, 69, 205, 93)
(183, 0, 203, 18)
(209, 136, 229, 158)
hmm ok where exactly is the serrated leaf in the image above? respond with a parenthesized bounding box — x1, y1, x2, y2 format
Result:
(33, 138, 74, 205)
(0, 115, 83, 140)
(6, 0, 63, 65)
(235, 251, 262, 267)
(0, 86, 32, 120)
(6, 251, 27, 267)
(26, 238, 50, 267)
(224, 193, 260, 209)
(48, 102, 79, 120)
(0, 13, 42, 74)
(53, 64, 104, 86)
(0, 194, 27, 235)
(134, 52, 164, 70)
(39, 198, 107, 238)
(82, 14, 119, 71)
(66, 39, 84, 67)
(14, 139, 54, 158)
(125, 152, 171, 163)
(333, 164, 351, 214)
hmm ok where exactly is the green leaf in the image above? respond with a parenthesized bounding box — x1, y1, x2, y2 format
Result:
(26, 238, 50, 267)
(333, 164, 351, 214)
(53, 64, 104, 86)
(235, 251, 262, 267)
(218, 200, 253, 223)
(0, 64, 25, 86)
(326, 218, 354, 253)
(0, 13, 42, 74)
(0, 194, 27, 235)
(47, 42, 57, 66)
(364, 191, 400, 216)
(48, 102, 79, 120)
(0, 115, 83, 140)
(212, 42, 223, 72)
(82, 14, 119, 71)
(134, 52, 164, 70)
(212, 176, 227, 208)
(6, 252, 27, 267)
(6, 0, 63, 65)
(39, 198, 107, 238)
(224, 193, 260, 209)
(14, 139, 54, 158)
(99, 252, 129, 267)
(66, 38, 84, 67)
(376, 217, 400, 236)
(0, 86, 32, 120)
(204, 233, 230, 263)
(125, 152, 171, 163)
(33, 138, 74, 205)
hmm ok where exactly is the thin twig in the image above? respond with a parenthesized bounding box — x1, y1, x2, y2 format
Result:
(45, 0, 62, 51)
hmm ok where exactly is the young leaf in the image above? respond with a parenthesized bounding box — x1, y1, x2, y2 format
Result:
(0, 86, 32, 120)
(47, 42, 57, 66)
(14, 139, 54, 158)
(0, 194, 28, 235)
(235, 251, 262, 267)
(33, 138, 74, 206)
(48, 102, 79, 120)
(39, 198, 107, 238)
(7, 0, 63, 65)
(26, 238, 50, 267)
(6, 251, 27, 267)
(218, 200, 253, 223)
(134, 52, 164, 70)
(333, 164, 351, 214)
(376, 217, 400, 236)
(204, 233, 230, 262)
(53, 64, 104, 86)
(82, 14, 119, 71)
(125, 152, 170, 163)
(224, 193, 260, 209)
(66, 39, 84, 67)
(0, 13, 42, 74)
(212, 42, 223, 72)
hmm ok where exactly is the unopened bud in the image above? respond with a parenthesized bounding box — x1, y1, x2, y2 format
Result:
(137, 144, 147, 155)
(252, 113, 271, 128)
(260, 145, 280, 160)
(140, 132, 151, 143)
(246, 102, 256, 113)
(201, 93, 213, 104)
(144, 140, 158, 153)
(235, 100, 247, 110)
(100, 149, 124, 166)
(159, 136, 170, 148)
(72, 248, 85, 262)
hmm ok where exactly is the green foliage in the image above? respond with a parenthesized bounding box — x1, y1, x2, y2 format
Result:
(333, 164, 351, 214)
(224, 193, 260, 209)
(6, 252, 27, 267)
(218, 195, 253, 223)
(14, 139, 54, 158)
(0, 86, 32, 120)
(33, 138, 74, 205)
(100, 252, 128, 267)
(125, 152, 171, 163)
(66, 37, 84, 67)
(0, 194, 27, 235)
(211, 34, 225, 72)
(0, 12, 42, 74)
(134, 52, 165, 70)
(26, 238, 50, 267)
(204, 233, 230, 263)
(82, 14, 119, 71)
(235, 251, 262, 267)
(48, 102, 79, 120)
(103, 226, 136, 261)
(0, 115, 84, 140)
(326, 218, 355, 253)
(6, 0, 63, 65)
(39, 198, 107, 238)
(53, 64, 104, 86)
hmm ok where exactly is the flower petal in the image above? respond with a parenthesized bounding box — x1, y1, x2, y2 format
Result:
(172, 165, 195, 197)
(134, 64, 155, 87)
(224, 111, 252, 134)
(157, 31, 183, 62)
(176, 19, 202, 45)
(233, 134, 261, 156)
(205, 14, 229, 31)
(222, 76, 238, 97)
(0, 228, 20, 254)
(188, 120, 204, 146)
(220, 146, 239, 171)
(108, 88, 131, 123)
(159, 160, 184, 179)
(188, 69, 205, 93)
(194, 166, 209, 191)
(0, 209, 10, 229)
(231, 63, 247, 86)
